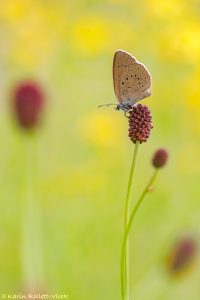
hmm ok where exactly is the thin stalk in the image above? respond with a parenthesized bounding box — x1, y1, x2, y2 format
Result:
(121, 169, 158, 299)
(21, 132, 44, 290)
(122, 142, 139, 300)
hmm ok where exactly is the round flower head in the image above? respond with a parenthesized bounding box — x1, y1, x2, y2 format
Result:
(152, 148, 168, 168)
(13, 81, 44, 130)
(128, 104, 153, 144)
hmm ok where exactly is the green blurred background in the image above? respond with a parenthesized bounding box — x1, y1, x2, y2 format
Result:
(0, 0, 200, 299)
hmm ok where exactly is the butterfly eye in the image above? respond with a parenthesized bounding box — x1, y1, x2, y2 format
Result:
(122, 82, 124, 85)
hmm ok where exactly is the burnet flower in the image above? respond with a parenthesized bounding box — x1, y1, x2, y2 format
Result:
(120, 104, 168, 300)
(152, 148, 169, 169)
(167, 237, 197, 275)
(11, 80, 46, 291)
(128, 104, 153, 144)
(12, 81, 45, 130)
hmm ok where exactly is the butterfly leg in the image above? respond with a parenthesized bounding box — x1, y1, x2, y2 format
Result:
(124, 111, 129, 118)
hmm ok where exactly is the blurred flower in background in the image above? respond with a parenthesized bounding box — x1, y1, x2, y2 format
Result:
(78, 110, 123, 148)
(12, 81, 45, 130)
(72, 16, 110, 55)
(166, 236, 198, 276)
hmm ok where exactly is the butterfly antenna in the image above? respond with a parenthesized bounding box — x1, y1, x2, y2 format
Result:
(98, 103, 116, 108)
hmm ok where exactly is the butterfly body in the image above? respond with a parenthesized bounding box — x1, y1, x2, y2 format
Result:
(113, 50, 152, 111)
(115, 100, 133, 112)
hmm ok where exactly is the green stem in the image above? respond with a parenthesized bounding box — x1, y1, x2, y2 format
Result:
(122, 142, 139, 300)
(121, 169, 158, 299)
(21, 132, 44, 290)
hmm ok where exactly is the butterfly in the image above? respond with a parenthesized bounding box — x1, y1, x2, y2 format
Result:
(99, 50, 152, 112)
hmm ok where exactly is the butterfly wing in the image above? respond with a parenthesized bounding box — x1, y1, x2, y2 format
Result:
(113, 50, 152, 105)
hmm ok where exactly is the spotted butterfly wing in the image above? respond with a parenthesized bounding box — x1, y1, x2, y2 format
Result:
(113, 50, 152, 106)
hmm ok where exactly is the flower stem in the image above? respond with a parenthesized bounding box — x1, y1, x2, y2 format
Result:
(122, 142, 139, 300)
(21, 132, 44, 290)
(121, 169, 158, 299)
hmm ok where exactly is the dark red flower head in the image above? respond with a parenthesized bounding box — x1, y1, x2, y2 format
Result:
(13, 81, 44, 130)
(128, 104, 153, 144)
(152, 148, 168, 168)
(167, 237, 197, 275)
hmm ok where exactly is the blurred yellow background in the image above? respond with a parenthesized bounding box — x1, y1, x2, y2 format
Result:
(0, 0, 200, 299)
